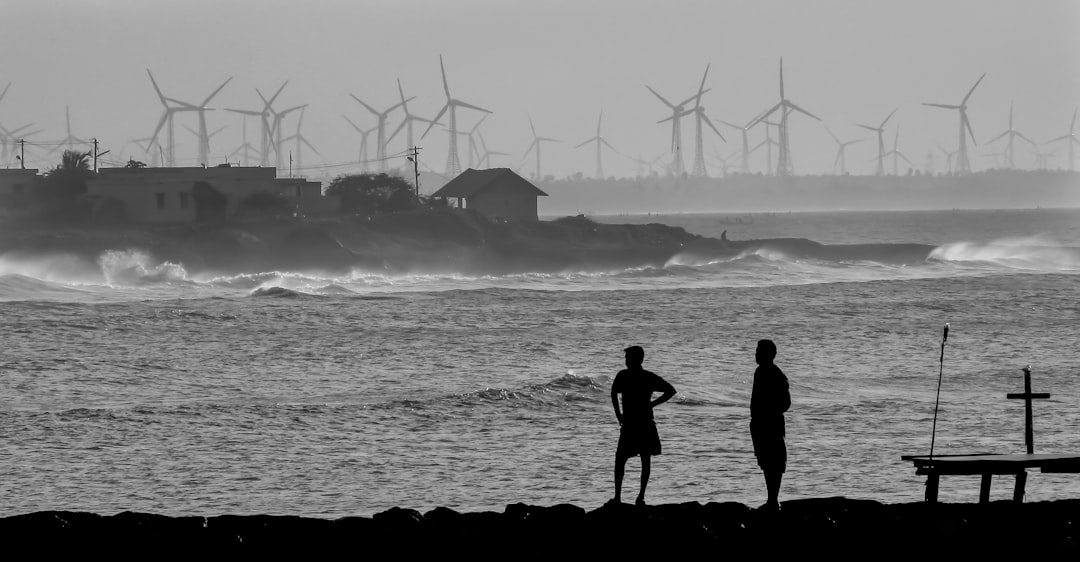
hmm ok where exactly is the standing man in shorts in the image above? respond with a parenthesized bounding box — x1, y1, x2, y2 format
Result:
(750, 339, 791, 511)
(610, 345, 677, 506)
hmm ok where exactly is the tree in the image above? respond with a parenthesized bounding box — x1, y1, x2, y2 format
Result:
(325, 172, 420, 215)
(41, 150, 93, 201)
(124, 159, 147, 168)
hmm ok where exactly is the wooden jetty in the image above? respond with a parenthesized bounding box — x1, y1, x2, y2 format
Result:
(903, 366, 1080, 503)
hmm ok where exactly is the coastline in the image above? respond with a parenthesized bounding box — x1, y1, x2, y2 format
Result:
(4, 498, 1078, 556)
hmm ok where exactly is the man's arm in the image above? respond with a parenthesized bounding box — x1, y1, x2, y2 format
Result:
(650, 377, 676, 408)
(611, 389, 623, 425)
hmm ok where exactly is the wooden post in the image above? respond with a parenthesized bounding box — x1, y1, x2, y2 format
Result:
(979, 474, 992, 503)
(925, 473, 940, 503)
(1007, 366, 1050, 455)
(1013, 472, 1027, 502)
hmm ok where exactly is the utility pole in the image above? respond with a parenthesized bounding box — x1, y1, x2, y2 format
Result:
(92, 138, 109, 173)
(19, 139, 25, 169)
(406, 146, 421, 198)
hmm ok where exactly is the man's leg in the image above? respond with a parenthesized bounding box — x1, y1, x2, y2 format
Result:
(613, 453, 626, 503)
(637, 455, 651, 505)
(764, 470, 782, 506)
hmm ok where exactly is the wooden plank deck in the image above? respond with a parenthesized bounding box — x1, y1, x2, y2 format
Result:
(901, 453, 1080, 503)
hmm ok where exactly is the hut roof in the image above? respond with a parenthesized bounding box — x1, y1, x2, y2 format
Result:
(431, 168, 548, 198)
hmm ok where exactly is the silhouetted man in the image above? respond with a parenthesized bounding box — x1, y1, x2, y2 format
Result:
(610, 345, 676, 506)
(750, 339, 791, 511)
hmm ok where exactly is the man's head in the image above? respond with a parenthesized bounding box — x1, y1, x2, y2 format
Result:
(756, 339, 777, 365)
(624, 345, 644, 368)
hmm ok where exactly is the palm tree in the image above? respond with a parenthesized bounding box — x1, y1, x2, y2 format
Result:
(59, 149, 91, 172)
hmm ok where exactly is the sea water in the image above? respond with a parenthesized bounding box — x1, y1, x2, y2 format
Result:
(1, 208, 1078, 517)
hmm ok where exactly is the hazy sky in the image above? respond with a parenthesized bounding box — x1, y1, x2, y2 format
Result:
(2, 0, 1078, 184)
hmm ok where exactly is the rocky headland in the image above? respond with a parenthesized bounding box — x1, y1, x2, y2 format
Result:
(3, 499, 1078, 557)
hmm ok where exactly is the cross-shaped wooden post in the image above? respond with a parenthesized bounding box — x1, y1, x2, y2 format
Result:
(1007, 365, 1050, 455)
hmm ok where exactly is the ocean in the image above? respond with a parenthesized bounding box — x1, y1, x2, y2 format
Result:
(2, 207, 1079, 517)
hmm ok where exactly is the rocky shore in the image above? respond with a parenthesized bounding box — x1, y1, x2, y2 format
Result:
(4, 498, 1078, 557)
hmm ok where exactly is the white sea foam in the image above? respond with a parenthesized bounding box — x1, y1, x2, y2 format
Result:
(929, 236, 1080, 271)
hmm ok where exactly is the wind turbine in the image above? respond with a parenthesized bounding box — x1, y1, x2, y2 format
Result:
(229, 115, 261, 166)
(574, 110, 620, 179)
(986, 101, 1036, 170)
(474, 127, 508, 168)
(677, 64, 726, 177)
(883, 125, 914, 175)
(719, 112, 763, 174)
(857, 108, 897, 176)
(520, 115, 560, 180)
(454, 114, 489, 169)
(47, 107, 91, 155)
(1031, 143, 1055, 171)
(387, 78, 434, 155)
(937, 144, 957, 174)
(923, 73, 986, 174)
(349, 93, 408, 173)
(146, 70, 196, 167)
(166, 76, 232, 166)
(823, 125, 862, 175)
(0, 123, 41, 167)
(344, 115, 377, 172)
(226, 81, 287, 167)
(421, 55, 493, 177)
(750, 58, 821, 176)
(282, 106, 322, 177)
(1047, 108, 1079, 171)
(645, 83, 707, 176)
(259, 87, 306, 171)
(183, 124, 228, 164)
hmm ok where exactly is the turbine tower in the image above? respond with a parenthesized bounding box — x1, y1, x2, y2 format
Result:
(422, 55, 492, 177)
(857, 108, 897, 176)
(751, 58, 820, 176)
(520, 115, 560, 180)
(824, 125, 862, 175)
(923, 73, 986, 175)
(720, 113, 762, 174)
(1047, 108, 1079, 171)
(645, 83, 706, 176)
(574, 110, 619, 179)
(183, 124, 227, 164)
(147, 70, 196, 167)
(167, 76, 233, 166)
(349, 93, 408, 172)
(987, 101, 1035, 169)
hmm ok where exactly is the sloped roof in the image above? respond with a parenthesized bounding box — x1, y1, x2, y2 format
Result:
(431, 168, 548, 198)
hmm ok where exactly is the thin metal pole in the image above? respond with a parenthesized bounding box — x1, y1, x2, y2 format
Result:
(929, 323, 949, 459)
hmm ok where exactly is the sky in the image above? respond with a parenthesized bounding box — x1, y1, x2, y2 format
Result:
(2, 0, 1078, 186)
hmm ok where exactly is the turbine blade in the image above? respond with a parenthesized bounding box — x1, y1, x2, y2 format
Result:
(573, 138, 595, 149)
(923, 103, 959, 110)
(787, 101, 821, 121)
(962, 73, 987, 105)
(439, 54, 451, 99)
(350, 94, 379, 116)
(422, 105, 449, 138)
(856, 124, 879, 133)
(750, 103, 782, 127)
(702, 113, 725, 141)
(881, 108, 898, 128)
(454, 100, 492, 114)
(201, 77, 232, 106)
(268, 81, 289, 106)
(987, 130, 1009, 144)
(645, 86, 674, 108)
(146, 69, 168, 105)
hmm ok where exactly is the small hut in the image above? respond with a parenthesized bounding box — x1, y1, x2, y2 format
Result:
(431, 168, 547, 222)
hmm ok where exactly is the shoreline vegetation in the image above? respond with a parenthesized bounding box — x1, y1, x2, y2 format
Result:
(3, 499, 1079, 556)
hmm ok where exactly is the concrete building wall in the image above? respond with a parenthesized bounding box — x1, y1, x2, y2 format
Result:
(468, 190, 538, 221)
(87, 166, 331, 223)
(0, 169, 41, 205)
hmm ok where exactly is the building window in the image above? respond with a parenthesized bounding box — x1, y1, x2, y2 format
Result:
(179, 192, 190, 209)
(156, 193, 166, 210)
